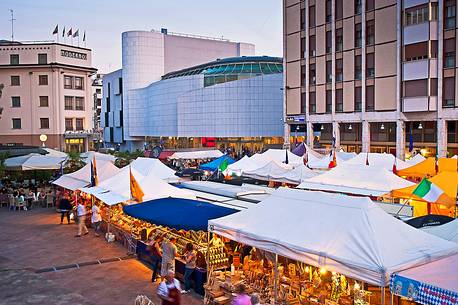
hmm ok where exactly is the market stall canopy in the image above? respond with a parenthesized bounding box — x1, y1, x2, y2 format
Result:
(291, 143, 324, 159)
(227, 155, 263, 174)
(43, 148, 68, 158)
(4, 153, 66, 171)
(297, 164, 414, 197)
(52, 160, 120, 191)
(244, 162, 318, 184)
(337, 151, 358, 161)
(272, 164, 318, 184)
(80, 164, 195, 205)
(396, 157, 457, 179)
(390, 254, 458, 305)
(168, 150, 223, 160)
(343, 153, 410, 171)
(123, 198, 238, 231)
(199, 155, 235, 171)
(406, 154, 426, 165)
(422, 219, 458, 243)
(391, 171, 458, 206)
(260, 149, 304, 166)
(80, 151, 116, 164)
(438, 157, 457, 173)
(129, 157, 178, 182)
(306, 153, 344, 169)
(209, 188, 458, 286)
(406, 214, 455, 229)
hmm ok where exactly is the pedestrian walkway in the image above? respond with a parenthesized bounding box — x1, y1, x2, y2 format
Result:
(0, 208, 203, 305)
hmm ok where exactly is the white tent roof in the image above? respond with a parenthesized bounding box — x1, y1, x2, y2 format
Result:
(127, 157, 178, 182)
(243, 161, 291, 181)
(209, 188, 458, 286)
(80, 151, 116, 163)
(422, 220, 458, 243)
(52, 160, 120, 191)
(343, 153, 410, 171)
(227, 156, 262, 173)
(168, 150, 223, 160)
(337, 151, 357, 161)
(43, 148, 68, 158)
(5, 153, 66, 170)
(297, 164, 415, 196)
(406, 154, 426, 165)
(260, 149, 303, 166)
(278, 164, 319, 184)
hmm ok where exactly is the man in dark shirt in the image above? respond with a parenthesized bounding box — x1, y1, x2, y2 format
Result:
(59, 196, 73, 224)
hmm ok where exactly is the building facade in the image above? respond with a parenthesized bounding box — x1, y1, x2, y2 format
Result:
(102, 29, 255, 151)
(284, 0, 458, 158)
(103, 57, 284, 151)
(0, 41, 97, 152)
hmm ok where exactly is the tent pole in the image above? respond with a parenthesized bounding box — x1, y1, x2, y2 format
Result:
(381, 286, 385, 305)
(274, 253, 278, 305)
(390, 292, 393, 305)
(108, 205, 111, 236)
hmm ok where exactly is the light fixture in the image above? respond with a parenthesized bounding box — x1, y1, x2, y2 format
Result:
(305, 266, 310, 272)
(296, 126, 300, 131)
(418, 123, 423, 130)
(319, 267, 327, 275)
(321, 124, 324, 130)
(348, 124, 352, 130)
(380, 123, 385, 130)
(354, 282, 361, 290)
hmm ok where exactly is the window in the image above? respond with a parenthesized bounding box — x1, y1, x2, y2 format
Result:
(65, 118, 73, 131)
(405, 5, 429, 26)
(12, 118, 21, 129)
(10, 54, 19, 65)
(366, 53, 375, 78)
(309, 5, 316, 28)
(74, 77, 84, 90)
(404, 79, 428, 97)
(431, 3, 438, 21)
(309, 35, 316, 57)
(309, 64, 316, 84)
(326, 61, 332, 83)
(404, 42, 428, 61)
(366, 85, 375, 111)
(38, 53, 47, 64)
(65, 96, 74, 110)
(335, 0, 343, 20)
(444, 38, 456, 68)
(64, 76, 73, 89)
(355, 55, 362, 80)
(38, 75, 48, 86)
(336, 28, 343, 52)
(335, 89, 343, 112)
(40, 118, 49, 129)
(39, 96, 49, 107)
(301, 93, 307, 113)
(75, 97, 84, 110)
(431, 41, 438, 58)
(355, 23, 362, 48)
(335, 59, 343, 82)
(445, 0, 456, 29)
(301, 37, 306, 57)
(355, 0, 362, 14)
(443, 77, 455, 107)
(326, 90, 332, 113)
(11, 96, 20, 108)
(96, 88, 102, 94)
(75, 118, 84, 131)
(301, 7, 306, 30)
(366, 20, 375, 45)
(11, 75, 20, 86)
(301, 65, 306, 86)
(355, 87, 362, 112)
(366, 0, 374, 11)
(309, 92, 316, 114)
(326, 31, 332, 53)
(326, 0, 332, 22)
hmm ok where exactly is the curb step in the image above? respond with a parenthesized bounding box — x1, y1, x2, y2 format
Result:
(35, 254, 136, 273)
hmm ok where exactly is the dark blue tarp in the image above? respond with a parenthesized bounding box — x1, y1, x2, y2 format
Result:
(199, 155, 235, 171)
(123, 198, 238, 231)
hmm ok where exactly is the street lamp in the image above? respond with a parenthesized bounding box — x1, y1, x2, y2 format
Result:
(39, 134, 47, 147)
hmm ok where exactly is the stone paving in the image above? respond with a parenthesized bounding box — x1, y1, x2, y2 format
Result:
(0, 207, 204, 305)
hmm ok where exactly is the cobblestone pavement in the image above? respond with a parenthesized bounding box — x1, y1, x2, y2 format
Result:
(0, 207, 203, 305)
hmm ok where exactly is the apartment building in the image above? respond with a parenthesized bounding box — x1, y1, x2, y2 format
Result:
(284, 0, 458, 158)
(0, 41, 97, 152)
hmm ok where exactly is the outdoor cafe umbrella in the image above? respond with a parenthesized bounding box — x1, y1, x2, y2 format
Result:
(4, 153, 66, 171)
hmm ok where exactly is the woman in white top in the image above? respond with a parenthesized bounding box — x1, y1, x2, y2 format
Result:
(91, 204, 102, 237)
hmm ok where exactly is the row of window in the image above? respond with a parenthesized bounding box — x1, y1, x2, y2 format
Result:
(403, 39, 455, 68)
(9, 96, 50, 108)
(64, 96, 85, 110)
(64, 76, 84, 90)
(11, 117, 85, 130)
(9, 75, 49, 86)
(11, 117, 49, 129)
(307, 86, 374, 114)
(10, 53, 48, 65)
(404, 1, 454, 29)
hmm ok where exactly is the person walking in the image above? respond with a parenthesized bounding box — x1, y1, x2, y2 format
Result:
(75, 201, 89, 237)
(250, 293, 260, 305)
(232, 284, 251, 305)
(182, 243, 197, 293)
(91, 203, 102, 237)
(148, 235, 163, 283)
(59, 195, 72, 224)
(157, 270, 182, 305)
(161, 237, 178, 278)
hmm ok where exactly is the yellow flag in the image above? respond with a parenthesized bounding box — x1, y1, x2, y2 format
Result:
(130, 167, 144, 203)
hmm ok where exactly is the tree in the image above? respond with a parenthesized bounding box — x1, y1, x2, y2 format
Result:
(66, 151, 84, 173)
(0, 152, 9, 179)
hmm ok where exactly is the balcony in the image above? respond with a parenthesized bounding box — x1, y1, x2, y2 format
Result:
(403, 59, 429, 81)
(403, 22, 429, 45)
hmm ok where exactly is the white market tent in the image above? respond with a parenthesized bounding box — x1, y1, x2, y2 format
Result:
(306, 153, 344, 169)
(126, 157, 179, 182)
(227, 155, 263, 174)
(406, 153, 426, 165)
(278, 164, 318, 184)
(297, 164, 415, 197)
(244, 162, 318, 184)
(209, 188, 458, 286)
(422, 219, 458, 243)
(52, 160, 120, 191)
(4, 153, 66, 171)
(260, 149, 303, 166)
(337, 151, 357, 161)
(168, 150, 223, 160)
(43, 148, 68, 158)
(343, 153, 410, 171)
(80, 151, 116, 164)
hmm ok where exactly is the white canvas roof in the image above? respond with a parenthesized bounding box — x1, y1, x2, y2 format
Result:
(43, 148, 68, 158)
(128, 157, 178, 182)
(343, 153, 410, 171)
(81, 151, 116, 164)
(297, 164, 415, 196)
(169, 150, 223, 160)
(337, 151, 357, 161)
(209, 188, 458, 286)
(227, 155, 263, 174)
(244, 162, 317, 184)
(422, 220, 458, 243)
(52, 160, 120, 191)
(277, 164, 318, 184)
(260, 149, 303, 166)
(5, 153, 66, 171)
(406, 154, 426, 165)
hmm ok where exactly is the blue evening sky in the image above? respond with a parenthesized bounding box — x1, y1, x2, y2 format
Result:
(0, 0, 283, 73)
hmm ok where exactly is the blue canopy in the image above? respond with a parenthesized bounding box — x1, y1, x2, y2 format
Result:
(123, 198, 238, 231)
(199, 155, 235, 171)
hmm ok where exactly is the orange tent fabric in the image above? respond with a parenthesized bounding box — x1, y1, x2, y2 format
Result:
(396, 157, 436, 179)
(438, 157, 458, 173)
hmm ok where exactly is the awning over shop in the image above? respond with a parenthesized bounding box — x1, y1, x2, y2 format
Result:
(199, 155, 235, 171)
(168, 150, 223, 160)
(297, 164, 414, 196)
(209, 188, 458, 286)
(123, 198, 238, 231)
(4, 153, 66, 171)
(390, 254, 458, 305)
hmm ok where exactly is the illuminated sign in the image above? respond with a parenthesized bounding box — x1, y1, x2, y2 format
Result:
(61, 49, 87, 60)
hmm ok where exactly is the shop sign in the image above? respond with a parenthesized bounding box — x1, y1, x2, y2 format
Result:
(61, 49, 87, 60)
(286, 115, 305, 123)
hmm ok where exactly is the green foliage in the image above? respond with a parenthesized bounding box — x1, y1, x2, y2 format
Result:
(0, 152, 9, 179)
(65, 151, 84, 173)
(114, 149, 144, 168)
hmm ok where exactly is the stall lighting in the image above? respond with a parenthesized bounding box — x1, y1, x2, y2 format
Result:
(305, 266, 310, 272)
(296, 126, 300, 131)
(380, 123, 385, 130)
(354, 282, 361, 290)
(319, 267, 327, 274)
(420, 148, 428, 156)
(348, 124, 352, 130)
(418, 123, 423, 130)
(321, 125, 324, 130)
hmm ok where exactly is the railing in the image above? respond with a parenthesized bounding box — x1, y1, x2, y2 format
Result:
(150, 29, 230, 42)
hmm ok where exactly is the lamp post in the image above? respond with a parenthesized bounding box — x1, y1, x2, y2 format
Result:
(39, 134, 47, 147)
